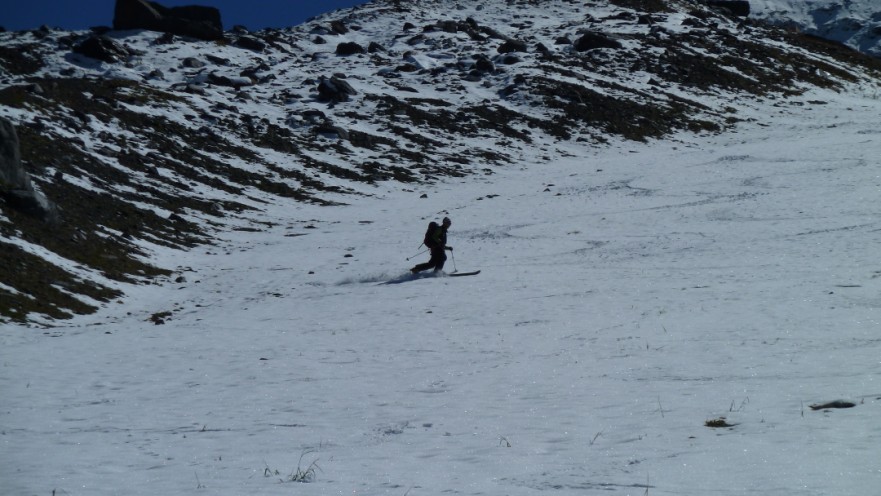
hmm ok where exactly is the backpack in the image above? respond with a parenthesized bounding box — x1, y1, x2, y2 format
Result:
(423, 221, 440, 248)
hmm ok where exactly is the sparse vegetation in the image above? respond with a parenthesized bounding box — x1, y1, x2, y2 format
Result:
(2, 0, 879, 323)
(264, 450, 320, 483)
(0, 43, 46, 75)
(149, 311, 173, 325)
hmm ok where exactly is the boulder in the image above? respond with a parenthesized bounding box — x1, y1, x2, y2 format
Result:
(573, 32, 622, 51)
(207, 72, 253, 88)
(235, 35, 266, 52)
(113, 0, 223, 41)
(473, 55, 495, 73)
(0, 118, 58, 222)
(501, 54, 521, 65)
(317, 76, 357, 103)
(336, 42, 366, 56)
(153, 32, 176, 44)
(181, 57, 206, 68)
(73, 35, 131, 63)
(437, 20, 459, 34)
(205, 53, 230, 65)
(330, 20, 348, 35)
(314, 124, 349, 140)
(498, 39, 528, 53)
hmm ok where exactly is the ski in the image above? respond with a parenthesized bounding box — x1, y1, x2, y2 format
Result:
(448, 270, 480, 277)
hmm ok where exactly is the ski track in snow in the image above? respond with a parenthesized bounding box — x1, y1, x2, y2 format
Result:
(3, 86, 881, 496)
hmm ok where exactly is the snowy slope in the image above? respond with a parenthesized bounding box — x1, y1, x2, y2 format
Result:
(751, 0, 881, 58)
(2, 77, 880, 496)
(3, 0, 880, 323)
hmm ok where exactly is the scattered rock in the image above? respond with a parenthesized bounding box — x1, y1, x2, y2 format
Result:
(235, 35, 267, 52)
(809, 400, 856, 410)
(153, 32, 176, 44)
(500, 54, 521, 65)
(181, 57, 206, 68)
(330, 20, 348, 35)
(437, 20, 459, 34)
(336, 41, 366, 56)
(317, 76, 357, 103)
(498, 39, 528, 53)
(73, 35, 131, 63)
(574, 32, 623, 51)
(207, 72, 253, 88)
(314, 124, 349, 140)
(473, 54, 495, 73)
(704, 417, 735, 428)
(204, 53, 230, 66)
(301, 109, 328, 124)
(149, 310, 172, 325)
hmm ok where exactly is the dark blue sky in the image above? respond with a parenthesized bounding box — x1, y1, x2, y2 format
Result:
(2, 0, 370, 31)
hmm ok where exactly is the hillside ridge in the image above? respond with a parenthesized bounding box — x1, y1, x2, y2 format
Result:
(2, 0, 880, 323)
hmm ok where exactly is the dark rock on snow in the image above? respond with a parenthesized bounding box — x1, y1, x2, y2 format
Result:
(235, 35, 267, 52)
(809, 400, 856, 410)
(498, 39, 528, 53)
(73, 35, 131, 63)
(317, 76, 357, 103)
(573, 31, 623, 51)
(336, 42, 366, 56)
(330, 20, 349, 35)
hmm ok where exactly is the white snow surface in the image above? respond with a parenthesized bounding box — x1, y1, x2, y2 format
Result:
(2, 0, 881, 494)
(2, 84, 881, 495)
(752, 0, 881, 57)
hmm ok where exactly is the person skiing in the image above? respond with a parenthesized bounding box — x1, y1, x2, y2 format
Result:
(411, 217, 453, 273)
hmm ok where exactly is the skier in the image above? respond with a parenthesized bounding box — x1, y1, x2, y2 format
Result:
(411, 217, 453, 273)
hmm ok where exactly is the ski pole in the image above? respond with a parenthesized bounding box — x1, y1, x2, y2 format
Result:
(450, 249, 457, 272)
(407, 248, 428, 261)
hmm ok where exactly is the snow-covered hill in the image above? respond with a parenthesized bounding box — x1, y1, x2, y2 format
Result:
(4, 42, 881, 496)
(2, 1, 881, 495)
(751, 0, 881, 58)
(3, 0, 880, 323)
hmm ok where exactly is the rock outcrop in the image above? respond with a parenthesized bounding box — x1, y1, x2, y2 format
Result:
(0, 118, 58, 222)
(73, 35, 131, 63)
